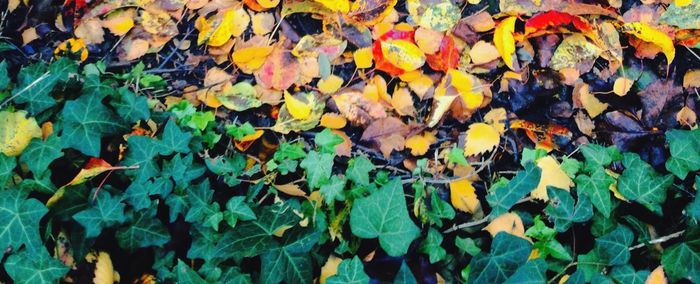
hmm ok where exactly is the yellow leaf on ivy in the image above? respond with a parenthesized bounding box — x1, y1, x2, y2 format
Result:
(353, 47, 374, 68)
(318, 75, 344, 94)
(284, 91, 312, 120)
(101, 9, 135, 36)
(450, 179, 480, 213)
(484, 213, 526, 238)
(320, 255, 342, 284)
(464, 123, 500, 156)
(494, 16, 517, 70)
(622, 22, 675, 65)
(675, 0, 692, 7)
(532, 156, 573, 201)
(405, 131, 436, 156)
(0, 110, 42, 157)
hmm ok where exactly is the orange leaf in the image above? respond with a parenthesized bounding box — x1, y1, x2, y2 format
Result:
(425, 35, 459, 72)
(524, 11, 594, 37)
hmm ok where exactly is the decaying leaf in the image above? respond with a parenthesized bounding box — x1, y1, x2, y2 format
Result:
(484, 213, 526, 239)
(0, 110, 42, 157)
(450, 179, 480, 213)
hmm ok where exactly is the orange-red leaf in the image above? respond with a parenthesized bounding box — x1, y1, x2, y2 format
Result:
(426, 35, 459, 72)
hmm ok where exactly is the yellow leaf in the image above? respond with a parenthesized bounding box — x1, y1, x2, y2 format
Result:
(102, 9, 135, 36)
(229, 8, 251, 37)
(257, 0, 280, 8)
(320, 113, 348, 129)
(232, 46, 274, 73)
(320, 255, 343, 284)
(450, 179, 480, 213)
(484, 108, 507, 134)
(0, 110, 42, 157)
(578, 84, 608, 118)
(532, 156, 573, 201)
(613, 77, 634, 97)
(234, 129, 264, 151)
(380, 40, 426, 73)
(675, 0, 692, 6)
(208, 10, 236, 47)
(623, 22, 675, 65)
(646, 266, 667, 284)
(414, 27, 444, 55)
(405, 132, 436, 156)
(314, 0, 350, 12)
(318, 75, 344, 94)
(274, 183, 307, 197)
(353, 47, 374, 68)
(391, 87, 416, 117)
(494, 16, 517, 70)
(464, 123, 500, 156)
(86, 251, 118, 284)
(447, 69, 484, 109)
(484, 213, 526, 238)
(605, 169, 628, 201)
(21, 28, 39, 46)
(284, 91, 312, 120)
(407, 74, 434, 99)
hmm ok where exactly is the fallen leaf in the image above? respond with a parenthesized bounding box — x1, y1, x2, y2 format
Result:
(425, 35, 459, 72)
(332, 130, 352, 157)
(532, 155, 573, 201)
(315, 0, 350, 12)
(469, 40, 500, 65)
(255, 49, 300, 90)
(683, 70, 700, 89)
(320, 255, 342, 284)
(21, 28, 39, 46)
(391, 87, 416, 117)
(102, 9, 135, 36)
(484, 108, 507, 134)
(273, 92, 325, 133)
(333, 91, 387, 127)
(484, 213, 526, 239)
(318, 75, 344, 94)
(284, 91, 313, 120)
(450, 179, 480, 213)
(353, 47, 374, 68)
(0, 110, 42, 156)
(75, 18, 105, 45)
(232, 45, 274, 74)
(405, 131, 436, 156)
(320, 113, 348, 129)
(494, 16, 518, 70)
(406, 0, 460, 32)
(549, 34, 601, 72)
(613, 77, 634, 96)
(275, 183, 307, 197)
(252, 12, 276, 35)
(234, 129, 264, 151)
(217, 81, 262, 111)
(574, 82, 608, 118)
(464, 123, 500, 156)
(414, 27, 444, 55)
(348, 0, 397, 25)
(646, 266, 667, 284)
(676, 106, 697, 127)
(622, 22, 675, 65)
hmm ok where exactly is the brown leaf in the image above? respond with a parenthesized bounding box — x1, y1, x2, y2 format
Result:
(255, 48, 300, 90)
(332, 91, 387, 127)
(361, 117, 408, 141)
(639, 80, 683, 126)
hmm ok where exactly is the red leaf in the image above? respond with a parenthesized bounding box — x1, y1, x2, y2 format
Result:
(524, 11, 593, 37)
(426, 35, 460, 72)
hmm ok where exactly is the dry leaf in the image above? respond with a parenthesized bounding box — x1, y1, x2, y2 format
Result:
(256, 49, 300, 90)
(622, 22, 675, 65)
(646, 266, 667, 284)
(450, 179, 480, 213)
(318, 75, 344, 95)
(353, 47, 374, 68)
(21, 28, 39, 46)
(275, 183, 307, 197)
(676, 106, 697, 127)
(319, 255, 342, 284)
(284, 91, 312, 120)
(320, 113, 348, 129)
(391, 87, 416, 117)
(405, 131, 436, 156)
(613, 77, 634, 97)
(333, 91, 387, 127)
(464, 123, 500, 156)
(484, 213, 526, 238)
(532, 156, 573, 201)
(0, 110, 42, 156)
(469, 40, 500, 65)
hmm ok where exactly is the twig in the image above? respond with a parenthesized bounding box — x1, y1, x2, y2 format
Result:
(0, 71, 50, 109)
(628, 230, 685, 251)
(443, 217, 489, 233)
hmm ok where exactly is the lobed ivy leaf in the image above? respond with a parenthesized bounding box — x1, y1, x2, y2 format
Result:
(175, 259, 207, 284)
(503, 258, 547, 284)
(61, 90, 127, 156)
(259, 228, 320, 284)
(617, 153, 673, 214)
(0, 154, 16, 189)
(4, 250, 69, 284)
(315, 128, 344, 154)
(224, 196, 256, 228)
(19, 135, 63, 177)
(595, 225, 633, 265)
(326, 256, 370, 284)
(12, 59, 77, 114)
(419, 227, 446, 264)
(159, 119, 193, 155)
(544, 187, 593, 232)
(319, 175, 347, 204)
(393, 261, 417, 284)
(575, 168, 614, 218)
(116, 206, 171, 251)
(300, 150, 334, 189)
(661, 228, 700, 282)
(0, 189, 48, 253)
(185, 180, 223, 231)
(111, 87, 150, 124)
(468, 232, 533, 283)
(346, 155, 374, 186)
(609, 265, 649, 284)
(486, 162, 541, 217)
(665, 129, 700, 179)
(350, 178, 420, 257)
(72, 190, 126, 238)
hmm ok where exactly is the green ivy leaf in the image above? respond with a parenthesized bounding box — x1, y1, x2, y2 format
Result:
(575, 168, 614, 218)
(61, 91, 127, 156)
(159, 119, 193, 155)
(393, 261, 417, 284)
(0, 154, 16, 189)
(19, 135, 63, 177)
(545, 187, 593, 232)
(116, 206, 171, 251)
(315, 128, 343, 154)
(0, 189, 47, 253)
(326, 256, 369, 284)
(175, 259, 207, 284)
(225, 196, 256, 228)
(4, 250, 69, 284)
(320, 175, 347, 204)
(609, 265, 649, 284)
(13, 59, 77, 114)
(0, 60, 9, 90)
(300, 151, 334, 189)
(665, 129, 700, 179)
(162, 154, 205, 187)
(259, 228, 320, 284)
(185, 180, 223, 231)
(455, 237, 481, 256)
(526, 215, 572, 261)
(346, 155, 374, 186)
(122, 136, 164, 182)
(73, 190, 126, 238)
(468, 232, 532, 283)
(595, 225, 633, 265)
(503, 258, 547, 284)
(617, 153, 673, 214)
(661, 228, 700, 282)
(225, 122, 256, 141)
(220, 267, 253, 284)
(419, 227, 446, 263)
(350, 178, 420, 257)
(448, 146, 468, 166)
(426, 190, 455, 227)
(112, 87, 150, 124)
(486, 162, 541, 217)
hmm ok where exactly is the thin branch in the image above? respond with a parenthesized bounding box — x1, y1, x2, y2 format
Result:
(628, 230, 685, 251)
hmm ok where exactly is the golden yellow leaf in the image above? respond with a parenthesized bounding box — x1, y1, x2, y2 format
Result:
(675, 0, 692, 6)
(284, 91, 312, 120)
(21, 28, 38, 46)
(234, 130, 264, 151)
(320, 113, 348, 129)
(578, 84, 608, 118)
(407, 74, 434, 99)
(405, 131, 436, 156)
(613, 77, 634, 97)
(484, 108, 507, 134)
(274, 183, 307, 197)
(683, 70, 700, 89)
(380, 40, 426, 73)
(464, 123, 500, 156)
(469, 40, 500, 65)
(391, 87, 416, 117)
(450, 179, 480, 213)
(257, 0, 280, 8)
(318, 75, 344, 94)
(86, 251, 118, 284)
(484, 213, 526, 238)
(102, 9, 135, 36)
(494, 16, 517, 70)
(532, 156, 573, 201)
(449, 69, 484, 109)
(623, 22, 675, 65)
(353, 47, 374, 68)
(314, 0, 350, 12)
(208, 10, 236, 47)
(232, 46, 274, 73)
(0, 110, 42, 157)
(320, 255, 343, 284)
(646, 266, 667, 284)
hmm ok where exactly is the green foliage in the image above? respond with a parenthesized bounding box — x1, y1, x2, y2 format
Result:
(0, 189, 47, 253)
(617, 153, 673, 214)
(468, 232, 532, 283)
(327, 256, 369, 284)
(73, 190, 126, 238)
(486, 162, 541, 216)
